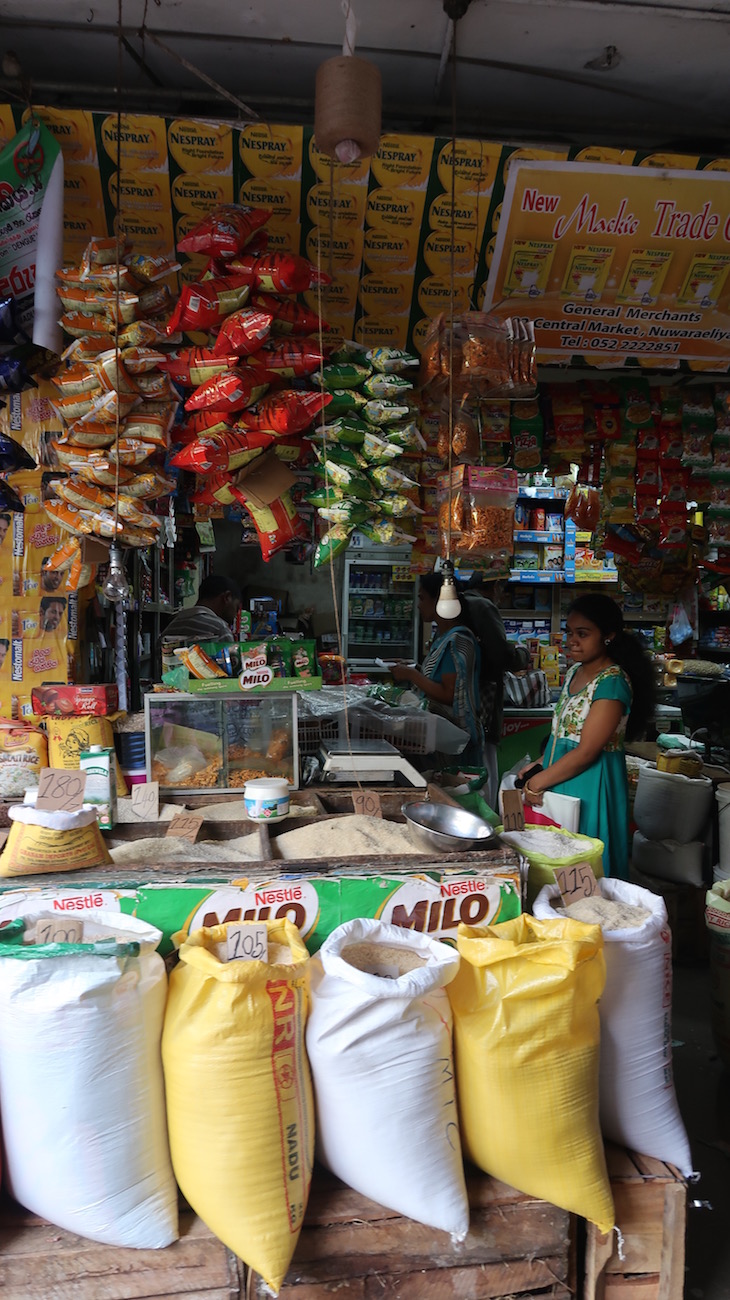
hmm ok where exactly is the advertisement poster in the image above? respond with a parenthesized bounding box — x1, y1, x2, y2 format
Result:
(482, 160, 730, 367)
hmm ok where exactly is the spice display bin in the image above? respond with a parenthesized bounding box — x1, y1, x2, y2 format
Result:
(144, 692, 299, 794)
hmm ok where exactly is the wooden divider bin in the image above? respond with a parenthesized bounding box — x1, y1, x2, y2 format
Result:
(584, 1145, 687, 1300)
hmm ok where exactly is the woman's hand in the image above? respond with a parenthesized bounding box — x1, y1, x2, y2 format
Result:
(389, 662, 414, 684)
(523, 783, 544, 806)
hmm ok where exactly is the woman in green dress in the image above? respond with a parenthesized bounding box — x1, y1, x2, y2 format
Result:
(521, 594, 654, 878)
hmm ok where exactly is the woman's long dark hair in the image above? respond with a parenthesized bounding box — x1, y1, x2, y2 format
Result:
(568, 594, 655, 740)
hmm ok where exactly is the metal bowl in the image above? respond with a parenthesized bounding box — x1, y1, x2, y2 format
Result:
(401, 801, 496, 854)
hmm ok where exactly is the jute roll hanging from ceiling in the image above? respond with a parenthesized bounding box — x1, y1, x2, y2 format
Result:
(314, 55, 382, 162)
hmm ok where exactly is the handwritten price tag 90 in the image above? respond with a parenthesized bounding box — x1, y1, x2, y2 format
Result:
(226, 923, 268, 964)
(35, 918, 84, 945)
(352, 789, 382, 818)
(36, 769, 87, 813)
(553, 862, 599, 907)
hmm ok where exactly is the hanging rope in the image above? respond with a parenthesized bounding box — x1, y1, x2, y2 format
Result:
(445, 20, 458, 566)
(112, 0, 124, 541)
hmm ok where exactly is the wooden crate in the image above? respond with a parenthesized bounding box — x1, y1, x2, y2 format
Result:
(0, 1166, 573, 1300)
(250, 1165, 574, 1299)
(584, 1146, 687, 1300)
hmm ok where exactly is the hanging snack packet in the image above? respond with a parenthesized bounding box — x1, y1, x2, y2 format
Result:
(166, 276, 253, 334)
(358, 517, 415, 546)
(320, 462, 373, 500)
(239, 490, 308, 562)
(321, 388, 368, 415)
(361, 430, 402, 465)
(53, 477, 114, 512)
(375, 493, 423, 518)
(363, 399, 411, 427)
(60, 312, 114, 340)
(213, 307, 273, 357)
(305, 484, 346, 508)
(184, 362, 269, 414)
(360, 373, 414, 400)
(159, 347, 239, 387)
(261, 341, 325, 378)
(252, 293, 327, 336)
(241, 389, 331, 435)
(91, 350, 142, 396)
(121, 345, 167, 374)
(314, 416, 368, 447)
(108, 439, 157, 467)
(121, 318, 182, 348)
(78, 461, 135, 489)
(384, 420, 426, 452)
(228, 251, 327, 296)
(314, 363, 371, 391)
(52, 363, 101, 398)
(172, 428, 273, 475)
(177, 205, 270, 259)
(43, 501, 93, 537)
(366, 347, 419, 374)
(123, 409, 177, 449)
(123, 470, 176, 499)
(317, 499, 372, 526)
(313, 524, 353, 568)
(179, 409, 236, 439)
(369, 463, 420, 494)
(116, 495, 160, 528)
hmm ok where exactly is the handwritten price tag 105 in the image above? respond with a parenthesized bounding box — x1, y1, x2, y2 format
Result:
(352, 789, 382, 818)
(36, 769, 87, 813)
(166, 813, 204, 844)
(131, 781, 159, 823)
(35, 918, 84, 945)
(226, 923, 268, 964)
(501, 788, 525, 832)
(553, 862, 599, 906)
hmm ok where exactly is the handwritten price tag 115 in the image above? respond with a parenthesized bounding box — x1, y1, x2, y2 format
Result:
(553, 862, 599, 907)
(226, 923, 268, 964)
(35, 918, 84, 945)
(166, 813, 204, 844)
(352, 789, 382, 818)
(36, 768, 87, 813)
(131, 781, 159, 823)
(501, 788, 525, 832)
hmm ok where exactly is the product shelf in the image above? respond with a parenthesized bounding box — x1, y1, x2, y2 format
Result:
(514, 530, 564, 543)
(510, 570, 565, 583)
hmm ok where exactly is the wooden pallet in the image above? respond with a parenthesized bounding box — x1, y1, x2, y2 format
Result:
(584, 1146, 687, 1300)
(0, 1166, 573, 1300)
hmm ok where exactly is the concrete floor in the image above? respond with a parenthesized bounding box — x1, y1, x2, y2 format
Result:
(672, 963, 730, 1300)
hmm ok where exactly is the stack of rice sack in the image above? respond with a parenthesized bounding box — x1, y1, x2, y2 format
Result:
(44, 236, 180, 589)
(305, 347, 425, 567)
(165, 205, 336, 560)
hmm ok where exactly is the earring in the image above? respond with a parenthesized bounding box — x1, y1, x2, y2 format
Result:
(605, 638, 611, 645)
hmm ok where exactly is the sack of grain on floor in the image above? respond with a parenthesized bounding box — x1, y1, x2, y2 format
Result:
(448, 914, 614, 1233)
(0, 912, 178, 1248)
(533, 878, 693, 1174)
(162, 919, 314, 1295)
(306, 918, 468, 1240)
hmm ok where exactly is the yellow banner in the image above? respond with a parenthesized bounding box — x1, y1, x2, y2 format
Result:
(483, 161, 730, 366)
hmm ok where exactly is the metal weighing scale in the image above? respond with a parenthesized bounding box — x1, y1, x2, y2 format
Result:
(319, 740, 427, 787)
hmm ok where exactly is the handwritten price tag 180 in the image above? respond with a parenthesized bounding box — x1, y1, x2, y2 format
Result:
(35, 768, 87, 813)
(352, 789, 382, 818)
(131, 781, 159, 823)
(553, 862, 599, 907)
(35, 918, 84, 945)
(226, 923, 268, 964)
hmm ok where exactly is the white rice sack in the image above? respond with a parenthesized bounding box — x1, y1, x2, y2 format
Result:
(306, 918, 469, 1240)
(533, 878, 692, 1175)
(0, 911, 178, 1247)
(633, 765, 713, 844)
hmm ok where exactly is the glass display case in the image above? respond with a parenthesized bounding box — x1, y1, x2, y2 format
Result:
(144, 692, 299, 793)
(342, 549, 419, 672)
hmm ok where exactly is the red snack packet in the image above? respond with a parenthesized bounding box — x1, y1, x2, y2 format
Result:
(166, 276, 253, 334)
(238, 489, 309, 561)
(239, 389, 332, 435)
(178, 410, 236, 439)
(261, 341, 325, 379)
(190, 472, 256, 507)
(228, 252, 327, 296)
(172, 428, 275, 473)
(252, 293, 328, 336)
(176, 205, 270, 260)
(184, 361, 270, 414)
(158, 347, 239, 386)
(213, 307, 273, 357)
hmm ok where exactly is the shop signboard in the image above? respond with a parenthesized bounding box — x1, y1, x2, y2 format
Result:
(482, 161, 730, 367)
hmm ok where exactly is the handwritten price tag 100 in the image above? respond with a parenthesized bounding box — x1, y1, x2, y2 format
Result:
(553, 862, 599, 907)
(226, 923, 268, 964)
(35, 918, 84, 945)
(35, 769, 87, 813)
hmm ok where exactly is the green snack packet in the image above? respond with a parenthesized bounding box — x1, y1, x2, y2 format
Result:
(384, 419, 426, 451)
(323, 461, 374, 499)
(376, 493, 423, 518)
(317, 499, 373, 526)
(314, 416, 368, 446)
(292, 639, 318, 679)
(358, 515, 416, 546)
(361, 429, 402, 465)
(361, 373, 414, 400)
(314, 363, 372, 391)
(369, 463, 420, 493)
(313, 523, 353, 568)
(313, 442, 367, 471)
(324, 388, 369, 414)
(306, 483, 347, 508)
(365, 347, 419, 374)
(363, 399, 412, 427)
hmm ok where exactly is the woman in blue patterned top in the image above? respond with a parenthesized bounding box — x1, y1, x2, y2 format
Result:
(522, 594, 655, 878)
(390, 572, 486, 767)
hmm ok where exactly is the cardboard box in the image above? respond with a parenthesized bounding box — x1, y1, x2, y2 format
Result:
(31, 684, 119, 717)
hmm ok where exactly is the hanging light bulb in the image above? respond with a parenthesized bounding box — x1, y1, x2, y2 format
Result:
(436, 560, 461, 620)
(103, 544, 129, 604)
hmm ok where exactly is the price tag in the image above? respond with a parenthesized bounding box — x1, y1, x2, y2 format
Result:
(226, 923, 268, 964)
(553, 862, 599, 906)
(131, 781, 159, 823)
(166, 813, 204, 844)
(501, 788, 525, 832)
(35, 918, 84, 945)
(352, 789, 382, 818)
(36, 768, 87, 813)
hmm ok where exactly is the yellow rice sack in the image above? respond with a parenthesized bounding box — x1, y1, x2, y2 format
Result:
(449, 915, 614, 1233)
(45, 714, 127, 797)
(162, 920, 314, 1294)
(0, 719, 48, 799)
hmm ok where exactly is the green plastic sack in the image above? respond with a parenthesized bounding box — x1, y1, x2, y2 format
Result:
(498, 823, 604, 907)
